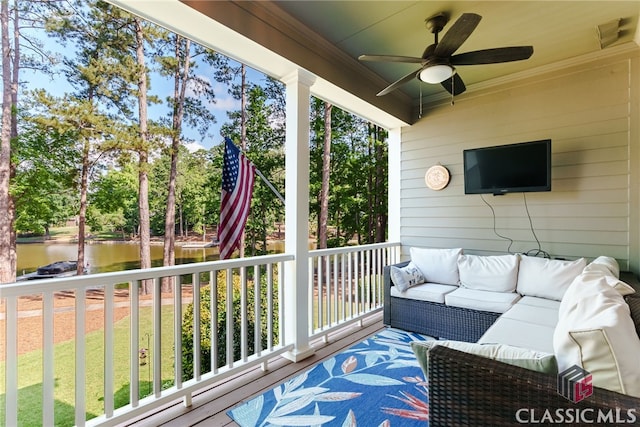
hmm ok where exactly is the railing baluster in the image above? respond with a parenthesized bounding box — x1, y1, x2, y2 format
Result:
(173, 276, 182, 391)
(375, 248, 379, 308)
(340, 254, 345, 321)
(254, 265, 261, 357)
(279, 260, 286, 345)
(317, 256, 323, 329)
(43, 291, 54, 426)
(5, 295, 18, 427)
(104, 283, 114, 418)
(153, 277, 162, 396)
(366, 250, 371, 311)
(348, 252, 353, 318)
(193, 272, 201, 381)
(226, 268, 233, 368)
(240, 266, 247, 363)
(130, 280, 140, 408)
(267, 263, 274, 350)
(211, 269, 218, 374)
(75, 288, 86, 427)
(331, 254, 342, 325)
(308, 257, 314, 335)
(354, 251, 360, 315)
(325, 256, 330, 326)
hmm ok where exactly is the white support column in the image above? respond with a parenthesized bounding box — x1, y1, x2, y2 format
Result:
(387, 127, 402, 244)
(282, 69, 316, 362)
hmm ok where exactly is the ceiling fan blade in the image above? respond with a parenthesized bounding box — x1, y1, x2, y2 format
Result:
(441, 73, 466, 96)
(359, 54, 423, 64)
(434, 13, 481, 57)
(450, 46, 534, 65)
(377, 68, 421, 96)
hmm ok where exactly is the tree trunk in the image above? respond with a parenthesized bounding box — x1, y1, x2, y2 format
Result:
(162, 36, 190, 292)
(318, 102, 332, 249)
(76, 141, 89, 275)
(0, 0, 16, 283)
(135, 17, 151, 294)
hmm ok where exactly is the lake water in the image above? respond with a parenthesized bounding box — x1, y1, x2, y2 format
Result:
(16, 242, 220, 276)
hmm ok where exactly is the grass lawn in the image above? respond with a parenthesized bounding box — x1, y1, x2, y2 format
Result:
(16, 226, 128, 244)
(0, 304, 180, 426)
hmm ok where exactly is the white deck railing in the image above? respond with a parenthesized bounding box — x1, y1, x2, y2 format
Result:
(1, 242, 400, 426)
(308, 242, 400, 339)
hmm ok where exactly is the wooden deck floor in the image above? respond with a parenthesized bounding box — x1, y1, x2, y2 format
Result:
(123, 312, 385, 427)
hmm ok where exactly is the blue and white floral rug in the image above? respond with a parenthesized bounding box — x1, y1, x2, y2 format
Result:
(228, 328, 434, 427)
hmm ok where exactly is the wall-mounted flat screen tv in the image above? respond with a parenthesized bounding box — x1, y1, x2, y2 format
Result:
(463, 139, 551, 195)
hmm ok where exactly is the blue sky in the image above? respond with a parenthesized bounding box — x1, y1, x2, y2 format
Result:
(19, 15, 267, 152)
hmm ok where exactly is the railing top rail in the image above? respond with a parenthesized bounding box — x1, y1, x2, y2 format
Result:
(309, 241, 401, 257)
(0, 253, 294, 297)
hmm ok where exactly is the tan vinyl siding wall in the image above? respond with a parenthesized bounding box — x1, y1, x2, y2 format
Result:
(400, 50, 640, 273)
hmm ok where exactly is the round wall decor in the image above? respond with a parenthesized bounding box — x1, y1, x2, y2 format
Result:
(425, 164, 450, 190)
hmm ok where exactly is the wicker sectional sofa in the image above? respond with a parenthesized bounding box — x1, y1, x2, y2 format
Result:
(383, 248, 640, 426)
(383, 259, 502, 342)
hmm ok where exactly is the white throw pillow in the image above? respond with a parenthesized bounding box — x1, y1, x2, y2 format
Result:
(410, 247, 462, 285)
(571, 271, 636, 297)
(554, 275, 640, 397)
(389, 261, 425, 292)
(516, 256, 586, 301)
(457, 254, 519, 292)
(586, 256, 620, 278)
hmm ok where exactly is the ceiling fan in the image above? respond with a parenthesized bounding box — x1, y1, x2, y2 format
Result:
(359, 12, 534, 97)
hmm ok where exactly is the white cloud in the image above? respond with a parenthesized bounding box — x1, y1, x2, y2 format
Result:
(186, 75, 240, 113)
(184, 141, 207, 153)
(212, 82, 240, 112)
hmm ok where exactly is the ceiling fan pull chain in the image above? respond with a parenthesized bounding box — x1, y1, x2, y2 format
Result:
(419, 84, 423, 118)
(451, 76, 455, 106)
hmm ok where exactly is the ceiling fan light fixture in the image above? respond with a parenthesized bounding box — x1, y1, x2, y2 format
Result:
(419, 64, 454, 83)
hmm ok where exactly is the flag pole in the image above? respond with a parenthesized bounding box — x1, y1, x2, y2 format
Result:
(233, 140, 285, 205)
(255, 167, 285, 204)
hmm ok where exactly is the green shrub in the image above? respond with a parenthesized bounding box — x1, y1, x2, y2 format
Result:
(180, 269, 279, 381)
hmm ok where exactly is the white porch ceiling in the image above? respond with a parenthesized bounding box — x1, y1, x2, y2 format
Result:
(274, 1, 640, 100)
(112, 1, 639, 126)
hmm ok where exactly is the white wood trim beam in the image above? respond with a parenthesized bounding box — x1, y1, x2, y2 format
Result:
(282, 69, 315, 362)
(388, 127, 402, 244)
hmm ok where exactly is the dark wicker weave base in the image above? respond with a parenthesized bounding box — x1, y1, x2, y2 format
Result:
(387, 296, 500, 342)
(383, 263, 501, 342)
(429, 346, 640, 426)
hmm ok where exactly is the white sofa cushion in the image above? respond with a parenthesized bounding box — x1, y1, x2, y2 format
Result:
(554, 274, 640, 397)
(410, 247, 462, 286)
(478, 316, 553, 353)
(516, 295, 561, 310)
(411, 340, 557, 375)
(516, 256, 586, 301)
(389, 261, 425, 292)
(457, 254, 519, 292)
(445, 288, 521, 313)
(479, 317, 556, 354)
(501, 303, 559, 328)
(390, 282, 458, 304)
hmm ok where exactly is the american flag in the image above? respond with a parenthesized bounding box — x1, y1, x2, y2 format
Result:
(219, 137, 256, 259)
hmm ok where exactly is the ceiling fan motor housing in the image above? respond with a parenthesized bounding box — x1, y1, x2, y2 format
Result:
(425, 13, 448, 34)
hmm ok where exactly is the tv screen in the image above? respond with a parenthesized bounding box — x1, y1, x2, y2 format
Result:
(463, 139, 551, 195)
